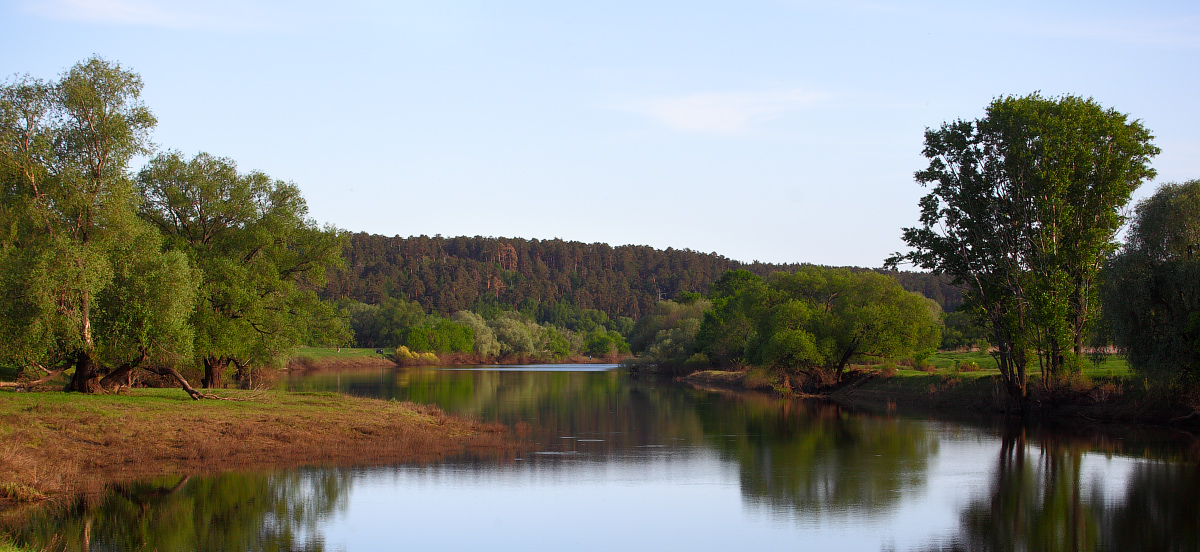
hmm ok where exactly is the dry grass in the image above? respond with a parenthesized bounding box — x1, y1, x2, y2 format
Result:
(286, 355, 396, 372)
(0, 389, 520, 506)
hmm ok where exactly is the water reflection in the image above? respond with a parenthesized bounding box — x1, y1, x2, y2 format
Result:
(930, 426, 1200, 552)
(10, 470, 351, 551)
(7, 366, 1198, 551)
(693, 396, 934, 518)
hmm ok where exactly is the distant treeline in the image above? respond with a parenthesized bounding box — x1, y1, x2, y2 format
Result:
(320, 233, 964, 318)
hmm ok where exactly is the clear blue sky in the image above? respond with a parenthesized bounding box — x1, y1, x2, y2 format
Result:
(3, 0, 1197, 267)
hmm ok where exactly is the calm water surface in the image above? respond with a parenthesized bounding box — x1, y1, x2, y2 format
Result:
(13, 365, 1200, 551)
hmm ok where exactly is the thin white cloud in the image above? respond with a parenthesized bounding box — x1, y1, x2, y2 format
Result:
(21, 0, 277, 31)
(617, 88, 831, 134)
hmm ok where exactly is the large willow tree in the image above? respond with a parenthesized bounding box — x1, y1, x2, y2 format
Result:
(888, 94, 1158, 406)
(0, 58, 199, 393)
(1104, 180, 1200, 392)
(137, 151, 348, 389)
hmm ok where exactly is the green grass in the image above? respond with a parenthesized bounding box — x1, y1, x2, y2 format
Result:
(874, 351, 1133, 381)
(0, 540, 38, 552)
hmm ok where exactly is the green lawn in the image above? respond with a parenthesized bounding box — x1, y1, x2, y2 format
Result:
(878, 351, 1132, 381)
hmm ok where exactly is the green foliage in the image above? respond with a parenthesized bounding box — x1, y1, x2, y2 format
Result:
(0, 57, 197, 391)
(630, 299, 712, 370)
(451, 310, 502, 357)
(940, 310, 990, 351)
(399, 319, 474, 354)
(325, 233, 821, 321)
(137, 150, 348, 384)
(1104, 180, 1200, 387)
(695, 268, 942, 386)
(695, 269, 767, 365)
(488, 313, 537, 355)
(889, 94, 1158, 404)
(534, 301, 630, 335)
(583, 329, 629, 357)
(543, 327, 572, 359)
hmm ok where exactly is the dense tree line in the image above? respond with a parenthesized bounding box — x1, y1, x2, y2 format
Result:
(319, 233, 965, 320)
(335, 297, 630, 361)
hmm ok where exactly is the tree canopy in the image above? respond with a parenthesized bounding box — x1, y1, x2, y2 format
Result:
(322, 233, 962, 320)
(0, 57, 198, 393)
(1104, 179, 1200, 387)
(889, 94, 1158, 404)
(1, 58, 348, 397)
(137, 151, 348, 388)
(695, 268, 941, 387)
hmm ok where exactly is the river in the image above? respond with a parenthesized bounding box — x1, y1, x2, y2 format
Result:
(11, 365, 1200, 551)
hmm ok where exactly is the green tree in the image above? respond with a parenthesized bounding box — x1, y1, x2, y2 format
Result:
(889, 94, 1158, 405)
(137, 151, 347, 388)
(762, 268, 941, 385)
(695, 269, 768, 366)
(451, 310, 501, 357)
(488, 313, 536, 355)
(694, 269, 940, 387)
(630, 298, 712, 371)
(399, 318, 474, 354)
(1104, 180, 1200, 391)
(0, 57, 199, 394)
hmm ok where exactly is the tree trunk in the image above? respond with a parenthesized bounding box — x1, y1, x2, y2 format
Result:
(0, 361, 72, 389)
(232, 357, 254, 388)
(834, 344, 858, 383)
(201, 356, 226, 389)
(66, 352, 105, 393)
(147, 365, 205, 400)
(99, 352, 146, 391)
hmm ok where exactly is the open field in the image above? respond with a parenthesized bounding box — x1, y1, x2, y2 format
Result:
(911, 350, 1131, 378)
(0, 388, 518, 507)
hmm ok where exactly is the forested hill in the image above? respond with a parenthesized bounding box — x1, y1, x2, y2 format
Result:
(319, 233, 962, 318)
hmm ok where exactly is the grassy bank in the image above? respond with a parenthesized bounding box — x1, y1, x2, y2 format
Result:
(290, 347, 628, 371)
(0, 388, 518, 508)
(683, 352, 1195, 425)
(288, 347, 398, 371)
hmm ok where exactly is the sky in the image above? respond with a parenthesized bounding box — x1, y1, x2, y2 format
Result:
(2, 0, 1198, 267)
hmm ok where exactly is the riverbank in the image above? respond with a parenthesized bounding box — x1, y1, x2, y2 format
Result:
(290, 347, 628, 371)
(682, 363, 1200, 428)
(0, 389, 519, 509)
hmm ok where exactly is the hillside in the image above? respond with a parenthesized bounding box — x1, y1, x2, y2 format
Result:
(320, 233, 962, 317)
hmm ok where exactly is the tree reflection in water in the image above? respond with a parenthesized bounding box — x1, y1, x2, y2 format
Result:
(694, 396, 934, 519)
(10, 469, 351, 551)
(928, 425, 1200, 551)
(30, 367, 1183, 551)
